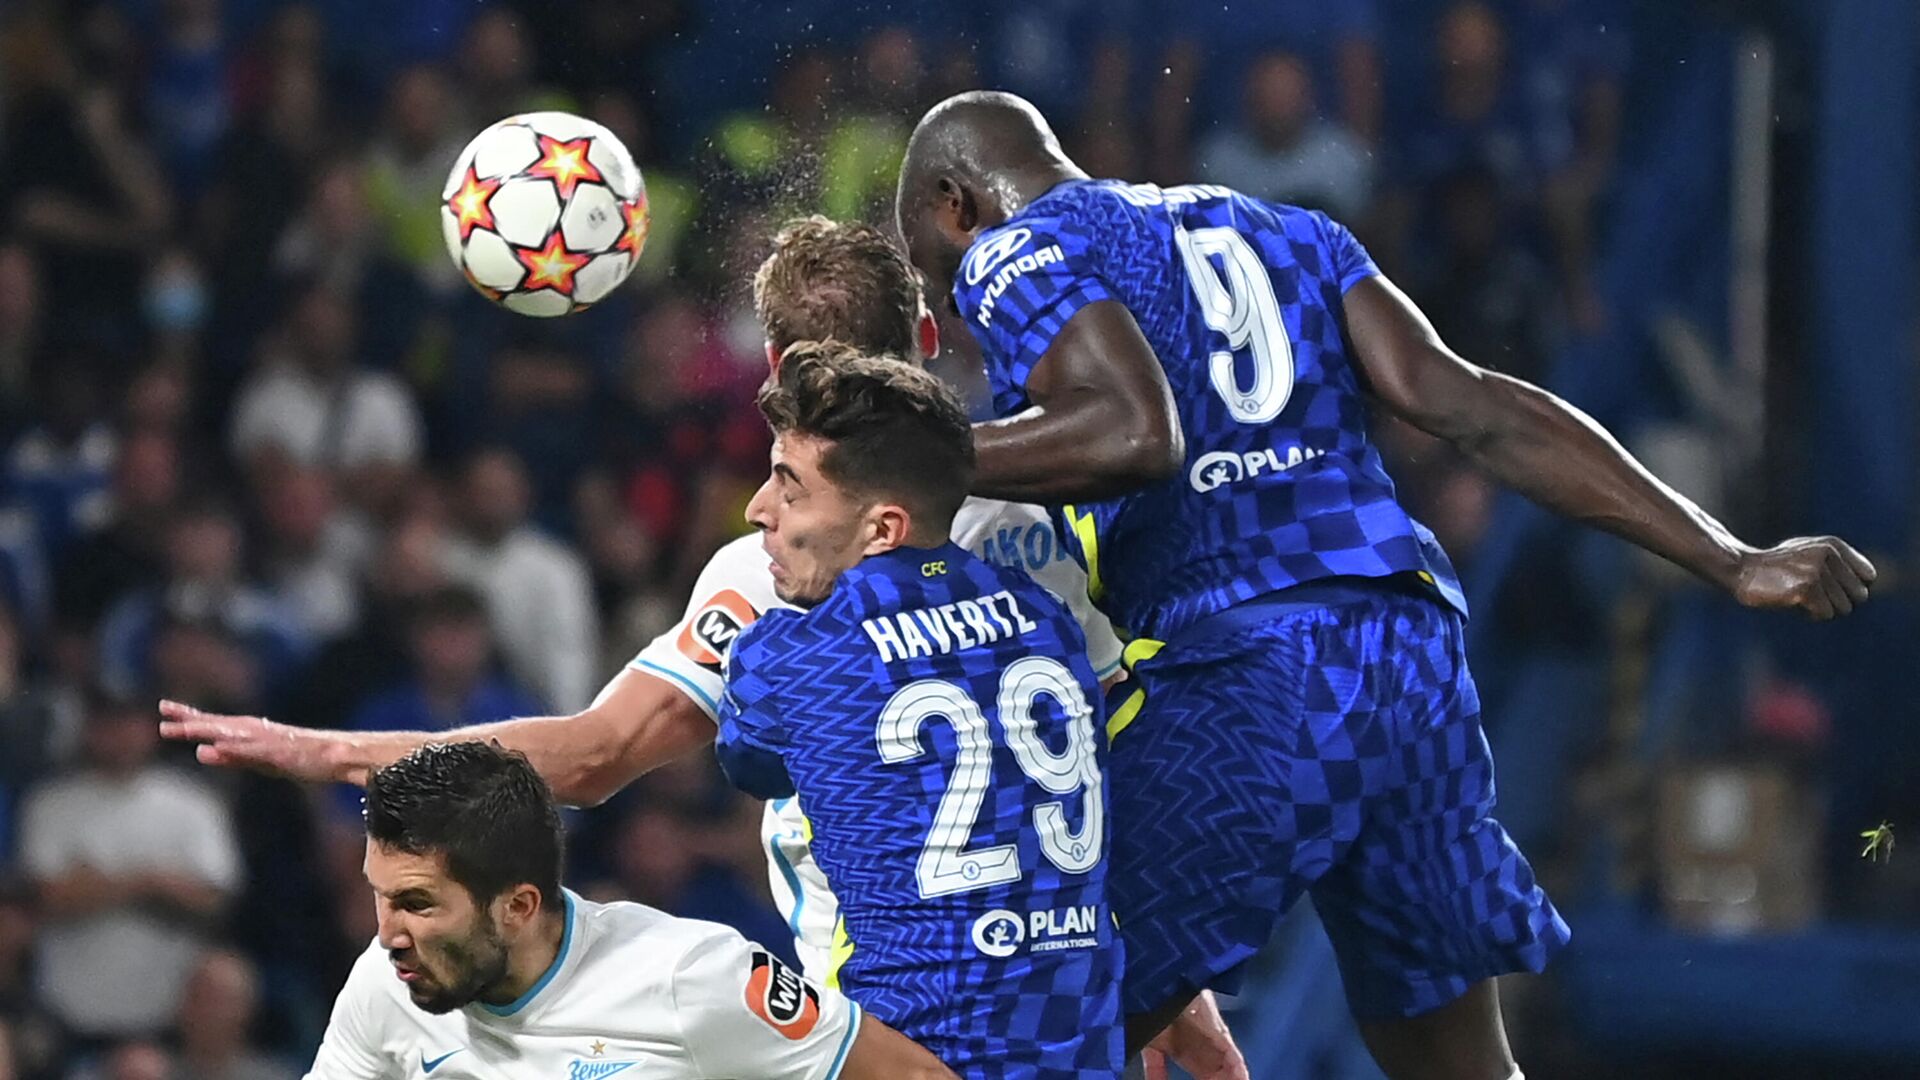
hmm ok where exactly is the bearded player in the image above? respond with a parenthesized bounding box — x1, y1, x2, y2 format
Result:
(306, 739, 955, 1079)
(895, 91, 1875, 1080)
(161, 217, 1246, 1077)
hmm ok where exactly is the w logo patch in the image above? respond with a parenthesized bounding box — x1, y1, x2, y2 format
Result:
(676, 589, 758, 673)
(744, 949, 821, 1040)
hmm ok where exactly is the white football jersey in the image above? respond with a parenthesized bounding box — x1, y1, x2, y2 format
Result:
(304, 892, 861, 1080)
(630, 496, 1120, 976)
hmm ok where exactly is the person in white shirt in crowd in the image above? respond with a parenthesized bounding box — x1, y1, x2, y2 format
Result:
(162, 217, 1245, 1078)
(439, 447, 599, 714)
(1197, 50, 1376, 221)
(228, 278, 423, 511)
(306, 740, 952, 1080)
(174, 949, 300, 1080)
(21, 689, 241, 1044)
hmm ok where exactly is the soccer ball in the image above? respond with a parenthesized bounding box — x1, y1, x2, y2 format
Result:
(441, 111, 649, 317)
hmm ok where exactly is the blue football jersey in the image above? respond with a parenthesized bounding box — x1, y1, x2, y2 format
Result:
(952, 180, 1467, 642)
(716, 542, 1121, 1080)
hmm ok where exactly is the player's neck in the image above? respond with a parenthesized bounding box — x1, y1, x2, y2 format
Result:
(1000, 161, 1089, 217)
(485, 907, 569, 1008)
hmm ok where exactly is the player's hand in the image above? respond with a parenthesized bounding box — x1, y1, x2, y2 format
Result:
(157, 700, 345, 783)
(1141, 992, 1250, 1080)
(1732, 536, 1877, 621)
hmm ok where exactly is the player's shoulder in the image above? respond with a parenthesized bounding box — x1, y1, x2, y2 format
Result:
(950, 495, 1048, 549)
(574, 894, 724, 970)
(575, 897, 770, 996)
(726, 604, 811, 673)
(959, 180, 1124, 286)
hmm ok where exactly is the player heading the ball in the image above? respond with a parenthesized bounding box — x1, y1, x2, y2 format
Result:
(304, 740, 954, 1080)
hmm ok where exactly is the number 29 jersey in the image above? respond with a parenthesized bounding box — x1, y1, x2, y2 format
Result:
(715, 543, 1120, 1079)
(952, 180, 1468, 642)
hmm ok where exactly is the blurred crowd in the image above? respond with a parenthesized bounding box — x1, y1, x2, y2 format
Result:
(0, 0, 1638, 1074)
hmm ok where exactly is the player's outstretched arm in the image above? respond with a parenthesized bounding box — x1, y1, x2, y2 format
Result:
(1343, 275, 1877, 620)
(970, 299, 1186, 503)
(158, 665, 715, 806)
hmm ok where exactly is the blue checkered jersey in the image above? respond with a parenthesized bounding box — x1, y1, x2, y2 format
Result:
(952, 179, 1467, 641)
(715, 541, 1122, 1079)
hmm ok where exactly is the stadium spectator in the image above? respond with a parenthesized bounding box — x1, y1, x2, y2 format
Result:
(3, 361, 114, 565)
(1197, 51, 1375, 220)
(51, 430, 181, 648)
(269, 163, 428, 376)
(0, 604, 78, 848)
(594, 793, 800, 971)
(360, 64, 467, 289)
(199, 49, 334, 361)
(443, 448, 598, 712)
(0, 15, 171, 350)
(817, 27, 923, 224)
(343, 585, 540, 740)
(1516, 0, 1631, 333)
(456, 8, 568, 128)
(94, 498, 308, 709)
(18, 691, 240, 1044)
(171, 950, 298, 1080)
(139, 251, 211, 372)
(249, 463, 373, 642)
(0, 879, 63, 1080)
(0, 245, 42, 437)
(139, 0, 232, 201)
(281, 501, 451, 732)
(1409, 164, 1559, 387)
(68, 1042, 176, 1080)
(700, 49, 837, 223)
(227, 279, 424, 512)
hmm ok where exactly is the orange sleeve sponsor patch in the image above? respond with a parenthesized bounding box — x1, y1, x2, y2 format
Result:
(676, 589, 759, 671)
(743, 950, 821, 1040)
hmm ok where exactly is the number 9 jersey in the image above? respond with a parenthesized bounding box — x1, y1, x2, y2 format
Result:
(953, 180, 1468, 642)
(715, 543, 1120, 1080)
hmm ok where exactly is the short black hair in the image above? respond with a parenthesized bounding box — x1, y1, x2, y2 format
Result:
(758, 340, 975, 531)
(364, 742, 564, 909)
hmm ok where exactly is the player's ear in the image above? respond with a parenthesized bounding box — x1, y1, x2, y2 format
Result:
(863, 502, 912, 556)
(765, 340, 782, 374)
(938, 176, 979, 235)
(497, 884, 543, 933)
(954, 181, 981, 234)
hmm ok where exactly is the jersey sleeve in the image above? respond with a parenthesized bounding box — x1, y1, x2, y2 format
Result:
(715, 619, 798, 800)
(631, 540, 769, 719)
(952, 210, 1116, 416)
(304, 947, 397, 1080)
(1316, 211, 1381, 293)
(672, 925, 863, 1080)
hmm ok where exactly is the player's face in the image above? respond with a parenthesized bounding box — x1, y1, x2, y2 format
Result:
(746, 433, 883, 607)
(364, 842, 511, 1014)
(899, 191, 977, 321)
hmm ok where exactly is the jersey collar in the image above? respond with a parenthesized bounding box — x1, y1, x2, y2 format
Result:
(844, 542, 966, 588)
(476, 889, 577, 1018)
